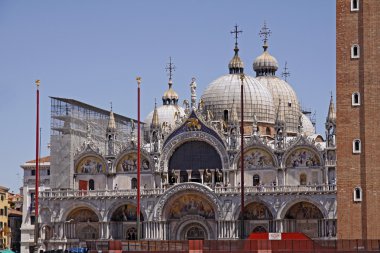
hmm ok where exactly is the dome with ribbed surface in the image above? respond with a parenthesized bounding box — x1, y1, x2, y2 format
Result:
(201, 74, 275, 124)
(145, 104, 185, 130)
(255, 76, 301, 134)
(253, 50, 279, 74)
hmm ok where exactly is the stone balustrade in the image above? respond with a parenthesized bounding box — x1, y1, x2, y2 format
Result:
(39, 184, 336, 200)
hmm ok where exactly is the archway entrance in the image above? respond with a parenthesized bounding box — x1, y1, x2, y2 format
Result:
(284, 202, 324, 238)
(185, 225, 207, 240)
(65, 207, 99, 240)
(110, 204, 144, 240)
(241, 202, 274, 236)
(164, 192, 216, 240)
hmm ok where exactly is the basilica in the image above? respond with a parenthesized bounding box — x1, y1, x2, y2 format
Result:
(20, 24, 337, 252)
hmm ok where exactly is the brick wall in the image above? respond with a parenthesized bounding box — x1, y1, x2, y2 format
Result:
(336, 0, 380, 239)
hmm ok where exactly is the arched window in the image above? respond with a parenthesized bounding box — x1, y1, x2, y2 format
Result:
(354, 187, 362, 202)
(265, 127, 271, 136)
(352, 92, 360, 106)
(253, 174, 260, 186)
(351, 44, 360, 58)
(353, 139, 361, 153)
(126, 227, 137, 240)
(223, 110, 229, 122)
(300, 174, 307, 186)
(89, 179, 95, 190)
(131, 178, 137, 189)
(351, 0, 359, 11)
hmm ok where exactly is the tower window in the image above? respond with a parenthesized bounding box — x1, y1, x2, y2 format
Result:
(352, 92, 360, 106)
(354, 187, 362, 202)
(351, 0, 359, 11)
(353, 139, 361, 153)
(265, 127, 271, 136)
(351, 44, 360, 58)
(131, 178, 137, 189)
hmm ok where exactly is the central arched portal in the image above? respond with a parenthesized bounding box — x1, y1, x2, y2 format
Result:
(169, 141, 222, 183)
(163, 191, 217, 240)
(183, 224, 207, 240)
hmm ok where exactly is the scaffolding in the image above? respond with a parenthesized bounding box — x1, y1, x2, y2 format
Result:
(50, 97, 141, 154)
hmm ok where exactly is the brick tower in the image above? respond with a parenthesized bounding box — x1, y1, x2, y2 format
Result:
(336, 0, 380, 239)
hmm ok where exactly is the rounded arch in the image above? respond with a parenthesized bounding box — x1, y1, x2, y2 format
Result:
(114, 149, 152, 173)
(40, 225, 53, 240)
(233, 198, 275, 221)
(110, 204, 144, 222)
(284, 146, 323, 168)
(61, 202, 102, 222)
(155, 183, 222, 220)
(284, 202, 323, 220)
(106, 200, 148, 222)
(278, 198, 327, 220)
(172, 216, 214, 240)
(66, 207, 99, 222)
(164, 193, 215, 220)
(160, 132, 229, 172)
(75, 153, 107, 174)
(236, 147, 277, 170)
(169, 140, 222, 172)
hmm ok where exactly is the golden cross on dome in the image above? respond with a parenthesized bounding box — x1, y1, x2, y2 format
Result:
(230, 24, 243, 46)
(165, 57, 176, 80)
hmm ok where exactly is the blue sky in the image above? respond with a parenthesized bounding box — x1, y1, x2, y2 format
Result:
(0, 0, 335, 192)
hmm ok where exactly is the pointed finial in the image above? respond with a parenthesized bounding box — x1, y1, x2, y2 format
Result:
(259, 21, 271, 51)
(136, 77, 141, 87)
(165, 57, 176, 82)
(281, 61, 291, 81)
(151, 100, 160, 129)
(110, 102, 113, 111)
(231, 24, 243, 54)
(35, 80, 40, 89)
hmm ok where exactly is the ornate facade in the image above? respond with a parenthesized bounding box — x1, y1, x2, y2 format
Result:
(21, 24, 338, 253)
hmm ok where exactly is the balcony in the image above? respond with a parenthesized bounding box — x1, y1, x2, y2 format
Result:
(38, 184, 336, 200)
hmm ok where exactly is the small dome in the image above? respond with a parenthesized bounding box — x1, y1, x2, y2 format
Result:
(301, 113, 315, 136)
(253, 49, 279, 76)
(256, 76, 301, 134)
(144, 104, 185, 130)
(162, 80, 179, 105)
(228, 46, 244, 74)
(201, 74, 275, 124)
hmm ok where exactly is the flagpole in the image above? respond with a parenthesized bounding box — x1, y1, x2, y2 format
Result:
(240, 74, 245, 239)
(136, 77, 141, 240)
(34, 80, 40, 252)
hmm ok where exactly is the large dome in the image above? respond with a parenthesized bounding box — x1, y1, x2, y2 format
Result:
(144, 104, 185, 130)
(201, 74, 275, 124)
(256, 76, 301, 134)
